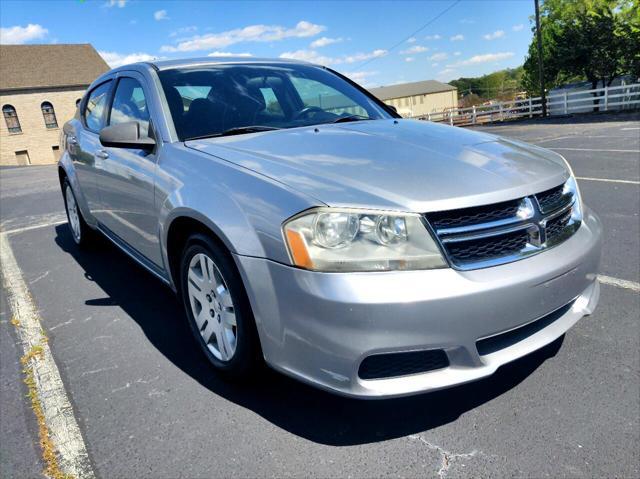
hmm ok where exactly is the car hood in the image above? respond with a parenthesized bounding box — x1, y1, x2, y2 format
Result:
(185, 119, 570, 212)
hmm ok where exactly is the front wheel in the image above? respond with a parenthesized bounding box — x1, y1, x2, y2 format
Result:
(179, 234, 261, 378)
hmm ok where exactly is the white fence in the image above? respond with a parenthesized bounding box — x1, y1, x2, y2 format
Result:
(411, 82, 640, 126)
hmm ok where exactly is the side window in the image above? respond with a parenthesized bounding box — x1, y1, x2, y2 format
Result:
(109, 77, 150, 137)
(259, 87, 283, 116)
(290, 76, 368, 117)
(84, 81, 112, 131)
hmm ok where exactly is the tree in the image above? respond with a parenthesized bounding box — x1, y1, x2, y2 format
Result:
(522, 0, 639, 109)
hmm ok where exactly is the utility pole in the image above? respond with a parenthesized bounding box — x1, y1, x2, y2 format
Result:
(534, 0, 547, 117)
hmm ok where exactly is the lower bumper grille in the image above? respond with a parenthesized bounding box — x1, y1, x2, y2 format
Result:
(358, 349, 449, 380)
(476, 299, 576, 356)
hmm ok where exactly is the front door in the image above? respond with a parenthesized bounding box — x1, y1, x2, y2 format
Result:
(94, 72, 162, 267)
(73, 79, 113, 214)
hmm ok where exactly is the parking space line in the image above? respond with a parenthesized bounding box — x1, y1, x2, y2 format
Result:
(621, 127, 640, 131)
(0, 232, 95, 478)
(576, 177, 640, 185)
(598, 275, 640, 292)
(1, 219, 67, 236)
(550, 147, 640, 153)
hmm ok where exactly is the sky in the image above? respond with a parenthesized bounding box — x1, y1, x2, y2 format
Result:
(0, 0, 536, 87)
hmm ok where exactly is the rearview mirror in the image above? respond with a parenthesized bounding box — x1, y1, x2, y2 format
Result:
(99, 121, 155, 151)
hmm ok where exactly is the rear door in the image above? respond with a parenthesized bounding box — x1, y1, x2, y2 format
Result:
(94, 72, 163, 267)
(72, 79, 113, 213)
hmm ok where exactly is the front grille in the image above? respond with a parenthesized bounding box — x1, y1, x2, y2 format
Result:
(476, 299, 576, 356)
(425, 180, 580, 270)
(358, 349, 449, 380)
(546, 209, 572, 243)
(428, 199, 520, 230)
(535, 184, 572, 213)
(446, 229, 529, 263)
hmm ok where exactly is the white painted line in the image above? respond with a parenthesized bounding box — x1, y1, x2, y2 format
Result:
(0, 233, 95, 478)
(550, 147, 640, 153)
(621, 127, 640, 131)
(576, 176, 640, 185)
(598, 274, 640, 292)
(1, 219, 67, 236)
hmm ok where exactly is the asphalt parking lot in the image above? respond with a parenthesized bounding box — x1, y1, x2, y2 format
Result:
(1, 112, 638, 478)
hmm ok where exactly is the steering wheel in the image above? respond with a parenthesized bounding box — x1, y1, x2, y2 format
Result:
(293, 106, 325, 120)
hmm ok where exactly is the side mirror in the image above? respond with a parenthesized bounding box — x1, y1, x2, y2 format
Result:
(387, 105, 398, 115)
(99, 121, 155, 151)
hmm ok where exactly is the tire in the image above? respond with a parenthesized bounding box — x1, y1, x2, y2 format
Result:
(179, 233, 261, 378)
(62, 178, 93, 247)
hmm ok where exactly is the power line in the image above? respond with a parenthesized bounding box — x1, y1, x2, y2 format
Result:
(358, 0, 463, 68)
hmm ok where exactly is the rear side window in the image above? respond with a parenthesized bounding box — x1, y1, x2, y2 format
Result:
(109, 77, 150, 137)
(84, 81, 112, 131)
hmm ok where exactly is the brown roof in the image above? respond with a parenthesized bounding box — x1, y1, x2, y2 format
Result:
(369, 80, 456, 101)
(0, 44, 110, 92)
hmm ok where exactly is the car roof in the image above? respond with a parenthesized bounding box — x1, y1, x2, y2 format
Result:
(148, 56, 314, 71)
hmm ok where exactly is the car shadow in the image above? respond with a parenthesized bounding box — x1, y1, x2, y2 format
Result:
(55, 224, 564, 447)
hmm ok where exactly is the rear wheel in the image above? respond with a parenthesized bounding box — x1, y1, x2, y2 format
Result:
(62, 178, 93, 247)
(179, 234, 261, 378)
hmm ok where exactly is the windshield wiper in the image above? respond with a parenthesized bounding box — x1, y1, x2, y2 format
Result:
(330, 114, 372, 124)
(185, 125, 280, 141)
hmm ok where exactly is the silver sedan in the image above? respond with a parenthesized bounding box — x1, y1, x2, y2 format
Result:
(59, 58, 601, 398)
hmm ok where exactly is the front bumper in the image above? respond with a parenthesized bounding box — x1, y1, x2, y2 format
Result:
(235, 207, 602, 398)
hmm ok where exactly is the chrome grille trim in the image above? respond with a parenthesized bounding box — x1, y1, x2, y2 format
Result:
(425, 180, 581, 270)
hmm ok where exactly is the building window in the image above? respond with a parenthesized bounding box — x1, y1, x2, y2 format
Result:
(41, 101, 58, 129)
(420, 95, 424, 104)
(2, 104, 22, 134)
(15, 150, 30, 165)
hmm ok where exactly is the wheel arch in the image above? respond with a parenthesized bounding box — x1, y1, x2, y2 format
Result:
(164, 210, 236, 293)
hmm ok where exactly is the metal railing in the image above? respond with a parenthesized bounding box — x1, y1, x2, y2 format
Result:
(409, 82, 640, 126)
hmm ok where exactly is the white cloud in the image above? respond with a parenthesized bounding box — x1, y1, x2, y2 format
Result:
(460, 18, 475, 24)
(453, 51, 461, 56)
(279, 48, 386, 66)
(483, 30, 505, 40)
(450, 34, 464, 41)
(429, 52, 448, 62)
(407, 37, 417, 43)
(425, 34, 442, 40)
(207, 51, 253, 57)
(342, 70, 378, 86)
(279, 49, 334, 64)
(162, 20, 325, 52)
(405, 57, 415, 62)
(400, 45, 428, 55)
(343, 49, 387, 63)
(310, 36, 343, 48)
(154, 10, 169, 21)
(0, 24, 48, 44)
(99, 51, 160, 68)
(512, 24, 525, 31)
(450, 51, 514, 67)
(437, 68, 456, 81)
(170, 26, 198, 38)
(431, 63, 439, 67)
(105, 0, 127, 7)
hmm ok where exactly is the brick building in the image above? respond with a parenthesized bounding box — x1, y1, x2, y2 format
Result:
(0, 44, 109, 165)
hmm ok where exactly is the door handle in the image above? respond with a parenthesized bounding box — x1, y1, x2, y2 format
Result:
(95, 149, 109, 160)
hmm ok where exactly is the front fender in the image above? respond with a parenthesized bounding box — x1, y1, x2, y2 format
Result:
(155, 144, 321, 285)
(58, 150, 97, 228)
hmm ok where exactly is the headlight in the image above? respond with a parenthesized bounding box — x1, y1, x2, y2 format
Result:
(564, 175, 583, 223)
(283, 208, 447, 272)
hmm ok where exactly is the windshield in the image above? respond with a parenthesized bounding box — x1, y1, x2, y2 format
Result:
(157, 63, 392, 140)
